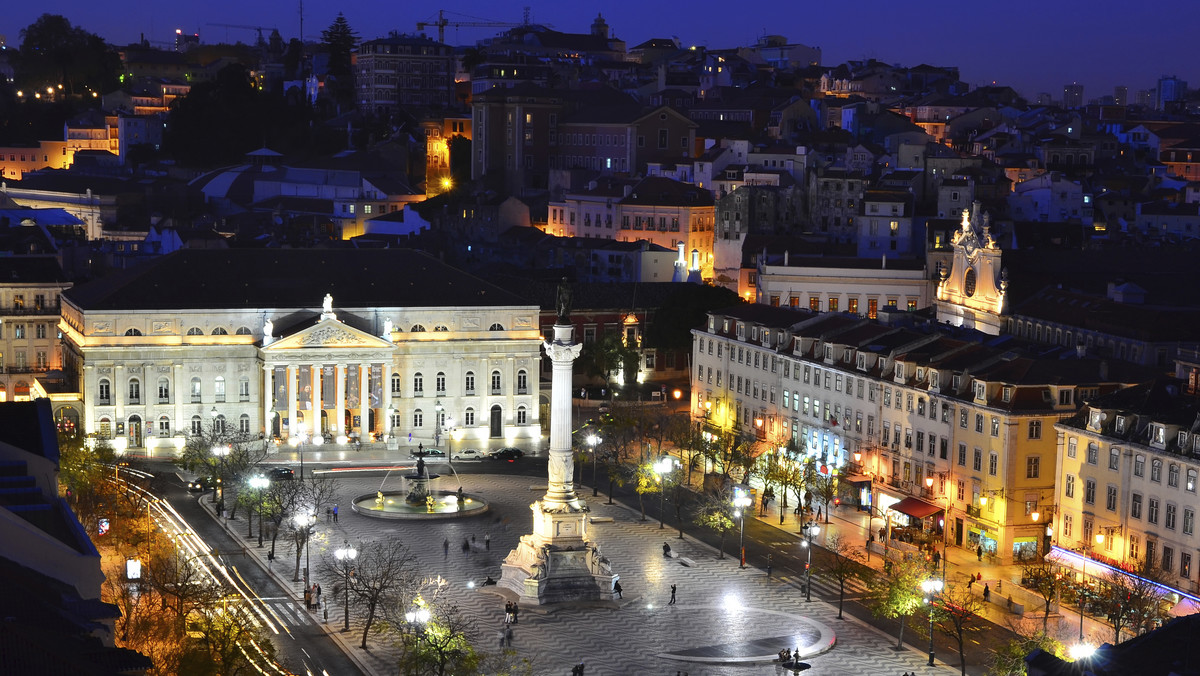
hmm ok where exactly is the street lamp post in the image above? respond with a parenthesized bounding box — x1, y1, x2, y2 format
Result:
(334, 540, 358, 632)
(433, 400, 443, 447)
(211, 443, 230, 516)
(587, 434, 601, 497)
(293, 512, 315, 584)
(654, 456, 678, 529)
(733, 487, 752, 568)
(249, 475, 269, 546)
(801, 521, 819, 601)
(921, 577, 944, 666)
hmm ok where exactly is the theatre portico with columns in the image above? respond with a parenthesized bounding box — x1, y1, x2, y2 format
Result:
(58, 249, 546, 453)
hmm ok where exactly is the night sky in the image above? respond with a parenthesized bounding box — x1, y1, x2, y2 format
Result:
(4, 1, 1196, 101)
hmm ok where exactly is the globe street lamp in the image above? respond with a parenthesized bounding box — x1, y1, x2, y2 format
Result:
(433, 400, 444, 447)
(587, 434, 601, 496)
(921, 577, 944, 666)
(334, 540, 358, 632)
(248, 475, 269, 547)
(653, 456, 678, 529)
(800, 521, 820, 602)
(405, 604, 431, 634)
(733, 487, 752, 568)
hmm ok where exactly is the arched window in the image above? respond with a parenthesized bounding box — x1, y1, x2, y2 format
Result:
(128, 378, 141, 404)
(191, 377, 202, 402)
(464, 371, 475, 395)
(239, 414, 250, 434)
(235, 326, 252, 335)
(435, 372, 446, 395)
(98, 378, 111, 405)
(187, 327, 203, 336)
(410, 324, 426, 332)
(157, 377, 170, 403)
(413, 409, 424, 427)
(434, 325, 449, 332)
(211, 327, 228, 335)
(98, 417, 112, 439)
(238, 376, 250, 400)
(490, 370, 502, 395)
(390, 410, 402, 429)
(190, 415, 202, 435)
(158, 415, 171, 436)
(489, 323, 504, 331)
(517, 405, 528, 425)
(214, 415, 227, 435)
(214, 376, 226, 402)
(464, 407, 475, 426)
(517, 369, 528, 394)
(125, 328, 142, 336)
(413, 373, 424, 396)
(391, 373, 402, 394)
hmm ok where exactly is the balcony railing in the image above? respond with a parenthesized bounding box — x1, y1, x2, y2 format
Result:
(0, 303, 61, 316)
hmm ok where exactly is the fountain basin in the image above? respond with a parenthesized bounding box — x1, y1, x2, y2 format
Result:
(351, 491, 490, 520)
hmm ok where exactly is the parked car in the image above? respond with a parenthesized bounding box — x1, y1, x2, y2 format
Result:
(410, 448, 446, 459)
(492, 447, 524, 462)
(267, 467, 295, 481)
(188, 476, 216, 492)
(453, 448, 485, 461)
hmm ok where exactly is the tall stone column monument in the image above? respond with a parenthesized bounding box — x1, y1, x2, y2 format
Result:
(499, 280, 616, 604)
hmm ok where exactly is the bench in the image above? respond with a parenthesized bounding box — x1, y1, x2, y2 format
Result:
(678, 557, 697, 567)
(589, 516, 614, 524)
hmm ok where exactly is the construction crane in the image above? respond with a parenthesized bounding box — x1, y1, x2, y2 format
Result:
(207, 23, 277, 45)
(416, 8, 539, 44)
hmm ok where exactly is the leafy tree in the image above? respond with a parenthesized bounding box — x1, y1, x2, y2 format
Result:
(632, 461, 660, 521)
(813, 469, 837, 523)
(693, 487, 736, 559)
(578, 331, 640, 386)
(17, 13, 119, 96)
(396, 598, 484, 676)
(823, 533, 869, 619)
(989, 628, 1063, 676)
(930, 582, 986, 676)
(320, 13, 358, 107)
(868, 555, 931, 649)
(176, 415, 269, 516)
(180, 604, 279, 676)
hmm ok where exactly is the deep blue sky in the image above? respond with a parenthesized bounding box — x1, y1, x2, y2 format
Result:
(4, 1, 1196, 101)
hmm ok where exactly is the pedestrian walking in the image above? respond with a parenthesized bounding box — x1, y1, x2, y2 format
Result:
(316, 583, 322, 608)
(497, 628, 506, 649)
(443, 538, 450, 557)
(325, 507, 332, 522)
(462, 539, 470, 556)
(983, 583, 991, 603)
(977, 544, 983, 561)
(485, 533, 491, 550)
(967, 576, 974, 589)
(932, 550, 941, 567)
(504, 601, 513, 623)
(333, 504, 338, 522)
(668, 584, 677, 605)
(613, 581, 623, 599)
(817, 506, 822, 521)
(505, 626, 513, 647)
(304, 586, 312, 609)
(511, 602, 519, 625)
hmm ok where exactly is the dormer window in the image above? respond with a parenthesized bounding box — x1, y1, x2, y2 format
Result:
(917, 367, 925, 381)
(857, 353, 867, 370)
(930, 371, 939, 388)
(844, 349, 852, 362)
(1152, 425, 1166, 445)
(1089, 409, 1103, 430)
(1115, 416, 1125, 433)
(1002, 386, 1013, 403)
(952, 375, 962, 389)
(722, 319, 730, 333)
(896, 363, 905, 379)
(973, 381, 986, 400)
(751, 326, 759, 341)
(736, 323, 745, 340)
(1179, 431, 1188, 447)
(708, 316, 716, 331)
(1058, 389, 1074, 406)
(824, 344, 833, 360)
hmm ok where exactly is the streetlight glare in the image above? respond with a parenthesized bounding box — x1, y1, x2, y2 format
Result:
(1069, 643, 1096, 660)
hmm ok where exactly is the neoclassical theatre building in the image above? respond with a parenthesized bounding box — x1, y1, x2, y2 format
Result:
(58, 249, 545, 452)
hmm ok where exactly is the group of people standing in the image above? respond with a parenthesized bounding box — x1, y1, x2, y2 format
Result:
(503, 601, 520, 624)
(304, 582, 322, 610)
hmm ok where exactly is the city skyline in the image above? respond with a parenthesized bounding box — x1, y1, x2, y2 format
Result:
(4, 0, 1196, 103)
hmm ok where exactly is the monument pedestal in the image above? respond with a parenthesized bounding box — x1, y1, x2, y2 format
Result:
(499, 314, 617, 605)
(498, 498, 615, 604)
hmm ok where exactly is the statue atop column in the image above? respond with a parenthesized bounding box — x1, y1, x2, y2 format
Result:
(382, 318, 394, 339)
(555, 277, 572, 324)
(263, 318, 274, 345)
(320, 293, 336, 321)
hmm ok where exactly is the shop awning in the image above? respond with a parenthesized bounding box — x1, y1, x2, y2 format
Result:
(889, 496, 943, 519)
(843, 474, 872, 484)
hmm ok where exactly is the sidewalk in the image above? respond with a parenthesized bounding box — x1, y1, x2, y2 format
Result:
(748, 490, 1117, 644)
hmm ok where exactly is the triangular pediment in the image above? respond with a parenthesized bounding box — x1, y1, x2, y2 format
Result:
(263, 319, 394, 351)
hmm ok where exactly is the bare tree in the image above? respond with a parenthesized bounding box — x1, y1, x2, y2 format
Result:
(326, 538, 420, 649)
(1097, 556, 1170, 643)
(930, 582, 986, 676)
(1020, 559, 1062, 631)
(823, 533, 869, 619)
